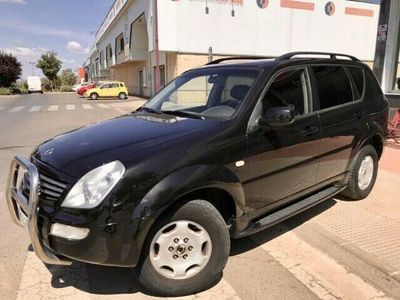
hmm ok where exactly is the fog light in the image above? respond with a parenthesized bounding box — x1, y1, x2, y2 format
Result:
(50, 223, 89, 241)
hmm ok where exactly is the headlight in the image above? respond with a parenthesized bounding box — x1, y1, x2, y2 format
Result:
(61, 161, 125, 209)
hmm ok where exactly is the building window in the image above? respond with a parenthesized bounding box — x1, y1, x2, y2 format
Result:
(120, 36, 124, 52)
(154, 65, 166, 90)
(100, 51, 104, 69)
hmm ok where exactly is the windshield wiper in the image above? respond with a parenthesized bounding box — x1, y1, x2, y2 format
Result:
(161, 110, 204, 120)
(137, 107, 162, 114)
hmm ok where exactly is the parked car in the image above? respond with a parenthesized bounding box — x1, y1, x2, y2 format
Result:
(84, 81, 128, 100)
(77, 82, 96, 96)
(27, 76, 43, 94)
(73, 82, 89, 92)
(6, 52, 388, 297)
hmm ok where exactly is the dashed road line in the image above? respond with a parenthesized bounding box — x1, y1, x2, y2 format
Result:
(9, 106, 24, 112)
(66, 104, 76, 111)
(82, 104, 93, 110)
(48, 105, 58, 111)
(98, 103, 109, 108)
(29, 106, 41, 112)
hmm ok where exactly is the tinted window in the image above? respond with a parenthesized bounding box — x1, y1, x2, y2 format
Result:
(347, 66, 364, 99)
(262, 68, 310, 115)
(312, 66, 353, 110)
(110, 83, 119, 88)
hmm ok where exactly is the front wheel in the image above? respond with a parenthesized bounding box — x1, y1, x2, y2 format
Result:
(137, 200, 230, 296)
(90, 93, 98, 100)
(341, 145, 378, 200)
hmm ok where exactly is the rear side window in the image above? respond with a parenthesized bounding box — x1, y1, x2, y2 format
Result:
(347, 66, 365, 99)
(312, 66, 353, 110)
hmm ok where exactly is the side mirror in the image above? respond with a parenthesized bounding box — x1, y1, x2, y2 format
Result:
(258, 106, 296, 128)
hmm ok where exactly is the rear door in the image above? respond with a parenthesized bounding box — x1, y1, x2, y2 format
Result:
(246, 67, 321, 210)
(109, 83, 120, 97)
(311, 64, 368, 183)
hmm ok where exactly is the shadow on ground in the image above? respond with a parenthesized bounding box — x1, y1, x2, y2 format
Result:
(42, 198, 337, 296)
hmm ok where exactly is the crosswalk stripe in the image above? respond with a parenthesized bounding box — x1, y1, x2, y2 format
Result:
(29, 106, 41, 112)
(48, 105, 58, 111)
(66, 104, 75, 111)
(82, 104, 93, 110)
(9, 106, 24, 112)
(98, 104, 109, 108)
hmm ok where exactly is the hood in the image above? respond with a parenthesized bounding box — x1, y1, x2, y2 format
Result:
(33, 112, 219, 178)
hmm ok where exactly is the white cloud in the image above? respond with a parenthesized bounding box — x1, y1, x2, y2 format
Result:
(0, 18, 88, 39)
(0, 0, 26, 4)
(1, 46, 48, 59)
(66, 41, 89, 54)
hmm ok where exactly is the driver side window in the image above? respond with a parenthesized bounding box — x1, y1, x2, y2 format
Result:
(262, 68, 311, 116)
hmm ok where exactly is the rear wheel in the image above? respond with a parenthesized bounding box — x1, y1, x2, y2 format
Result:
(90, 93, 98, 100)
(341, 145, 378, 200)
(137, 200, 230, 296)
(118, 92, 127, 100)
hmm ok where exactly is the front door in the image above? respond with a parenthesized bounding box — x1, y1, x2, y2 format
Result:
(246, 67, 321, 211)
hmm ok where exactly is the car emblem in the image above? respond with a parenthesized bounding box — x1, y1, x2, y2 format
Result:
(44, 148, 55, 156)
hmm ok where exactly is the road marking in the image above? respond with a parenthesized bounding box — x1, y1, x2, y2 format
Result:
(66, 104, 75, 111)
(0, 106, 5, 111)
(82, 104, 93, 110)
(9, 106, 24, 112)
(29, 106, 41, 112)
(48, 105, 58, 111)
(256, 227, 388, 300)
(98, 104, 109, 109)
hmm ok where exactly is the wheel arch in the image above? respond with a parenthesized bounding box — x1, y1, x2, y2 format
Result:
(130, 165, 245, 264)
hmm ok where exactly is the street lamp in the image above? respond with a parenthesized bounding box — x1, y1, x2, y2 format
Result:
(29, 61, 35, 76)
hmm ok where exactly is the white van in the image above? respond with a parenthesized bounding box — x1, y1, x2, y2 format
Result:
(27, 76, 43, 94)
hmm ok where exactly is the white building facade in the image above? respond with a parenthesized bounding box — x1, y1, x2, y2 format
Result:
(85, 0, 380, 97)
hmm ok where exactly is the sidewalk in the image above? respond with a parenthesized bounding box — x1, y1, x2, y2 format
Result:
(291, 146, 400, 297)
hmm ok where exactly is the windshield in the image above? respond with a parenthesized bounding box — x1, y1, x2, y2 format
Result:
(143, 68, 260, 119)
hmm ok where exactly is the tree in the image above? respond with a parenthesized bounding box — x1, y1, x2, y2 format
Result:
(60, 68, 76, 86)
(0, 51, 22, 87)
(36, 51, 62, 91)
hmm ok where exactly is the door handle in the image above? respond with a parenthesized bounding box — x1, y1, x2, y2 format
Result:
(353, 111, 366, 119)
(301, 126, 319, 136)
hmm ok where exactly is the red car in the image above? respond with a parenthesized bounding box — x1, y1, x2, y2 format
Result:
(77, 82, 96, 96)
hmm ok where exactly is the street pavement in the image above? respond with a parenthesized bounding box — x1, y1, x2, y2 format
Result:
(0, 93, 399, 300)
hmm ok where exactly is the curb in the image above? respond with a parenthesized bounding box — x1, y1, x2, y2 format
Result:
(293, 222, 400, 299)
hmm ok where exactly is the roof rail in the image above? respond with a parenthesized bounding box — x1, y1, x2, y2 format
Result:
(206, 56, 269, 65)
(276, 52, 360, 62)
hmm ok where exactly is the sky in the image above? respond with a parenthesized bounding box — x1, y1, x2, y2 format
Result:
(0, 0, 113, 80)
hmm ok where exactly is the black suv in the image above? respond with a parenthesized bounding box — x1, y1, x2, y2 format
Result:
(7, 52, 388, 296)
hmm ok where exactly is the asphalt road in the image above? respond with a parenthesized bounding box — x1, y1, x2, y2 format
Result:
(0, 93, 396, 300)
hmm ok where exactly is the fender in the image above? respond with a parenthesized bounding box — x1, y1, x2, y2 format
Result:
(127, 164, 246, 263)
(132, 164, 246, 220)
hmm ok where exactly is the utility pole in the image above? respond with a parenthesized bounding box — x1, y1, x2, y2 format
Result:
(29, 61, 35, 76)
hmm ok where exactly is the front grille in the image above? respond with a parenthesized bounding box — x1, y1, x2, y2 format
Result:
(21, 170, 68, 202)
(39, 174, 68, 201)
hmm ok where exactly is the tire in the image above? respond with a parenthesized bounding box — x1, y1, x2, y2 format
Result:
(137, 200, 230, 297)
(118, 92, 127, 100)
(90, 93, 98, 100)
(341, 145, 378, 200)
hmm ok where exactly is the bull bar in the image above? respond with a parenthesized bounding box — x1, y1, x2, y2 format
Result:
(6, 155, 72, 266)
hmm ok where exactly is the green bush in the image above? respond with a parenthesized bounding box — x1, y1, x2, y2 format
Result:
(0, 87, 11, 95)
(9, 86, 28, 94)
(60, 85, 73, 92)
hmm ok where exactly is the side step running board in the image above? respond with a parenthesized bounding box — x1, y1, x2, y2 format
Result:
(235, 185, 345, 238)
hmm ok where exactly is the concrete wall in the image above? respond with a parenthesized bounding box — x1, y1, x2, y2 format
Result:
(157, 0, 380, 60)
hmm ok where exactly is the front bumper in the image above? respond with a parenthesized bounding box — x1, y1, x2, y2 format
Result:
(6, 155, 72, 265)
